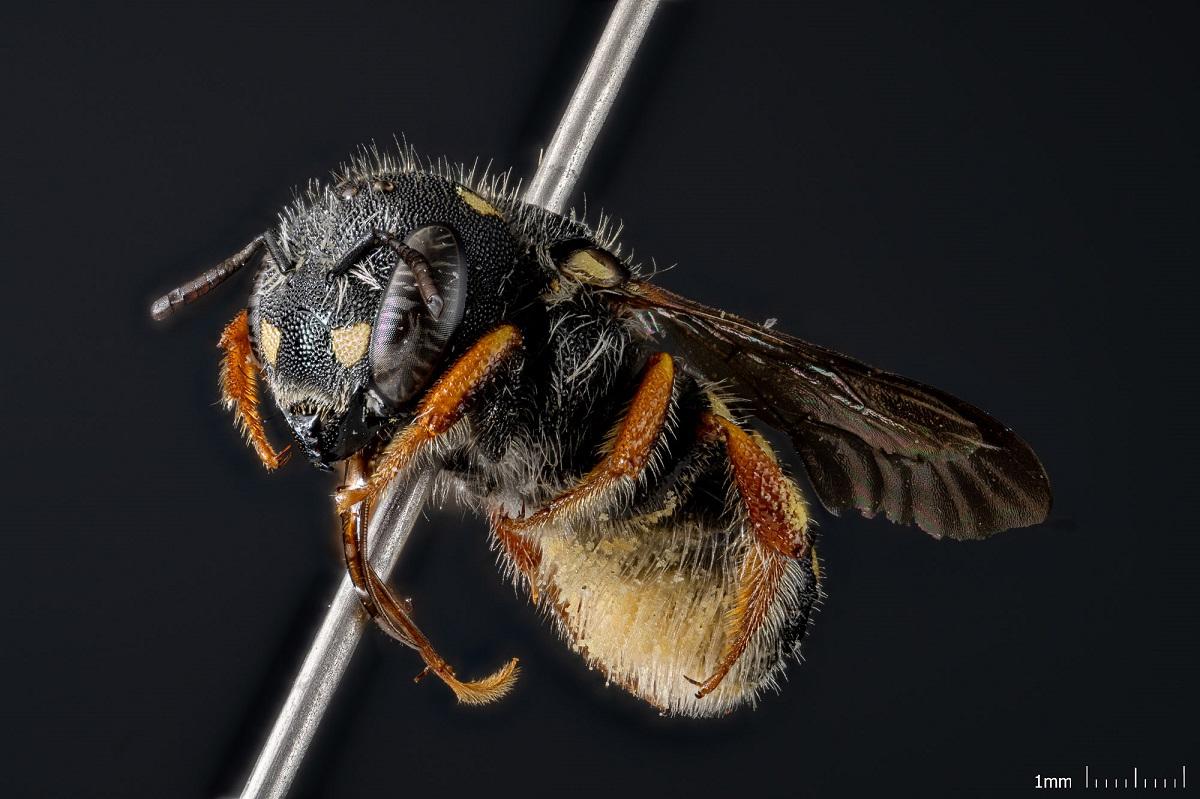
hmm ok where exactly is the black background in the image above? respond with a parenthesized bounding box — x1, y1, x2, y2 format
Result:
(4, 2, 1197, 797)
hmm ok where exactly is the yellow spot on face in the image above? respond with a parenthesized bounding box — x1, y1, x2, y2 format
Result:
(456, 185, 502, 218)
(562, 248, 625, 288)
(259, 320, 281, 366)
(331, 322, 371, 366)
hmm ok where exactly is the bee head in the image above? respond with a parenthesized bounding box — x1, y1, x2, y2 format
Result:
(248, 224, 468, 469)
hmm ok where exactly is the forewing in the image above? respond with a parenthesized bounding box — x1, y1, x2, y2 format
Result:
(619, 283, 1051, 540)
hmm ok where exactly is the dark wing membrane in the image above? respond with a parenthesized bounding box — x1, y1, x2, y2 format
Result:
(619, 283, 1051, 540)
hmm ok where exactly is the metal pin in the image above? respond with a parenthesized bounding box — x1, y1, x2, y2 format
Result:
(231, 2, 660, 797)
(522, 0, 658, 215)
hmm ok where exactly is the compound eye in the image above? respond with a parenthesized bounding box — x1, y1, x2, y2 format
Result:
(367, 225, 468, 410)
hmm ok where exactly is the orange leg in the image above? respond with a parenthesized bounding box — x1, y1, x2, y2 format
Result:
(692, 412, 812, 699)
(505, 352, 676, 534)
(336, 324, 523, 514)
(707, 414, 810, 560)
(341, 457, 518, 704)
(218, 309, 289, 470)
(493, 514, 544, 604)
(336, 326, 524, 704)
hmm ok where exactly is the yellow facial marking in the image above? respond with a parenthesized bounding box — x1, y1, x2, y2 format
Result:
(456, 185, 503, 218)
(331, 322, 371, 366)
(562, 248, 625, 288)
(259, 320, 281, 366)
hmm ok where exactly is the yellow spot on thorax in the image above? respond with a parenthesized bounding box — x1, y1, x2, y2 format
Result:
(561, 248, 625, 287)
(456, 185, 503, 218)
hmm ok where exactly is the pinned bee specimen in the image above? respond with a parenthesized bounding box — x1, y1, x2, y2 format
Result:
(151, 146, 1051, 717)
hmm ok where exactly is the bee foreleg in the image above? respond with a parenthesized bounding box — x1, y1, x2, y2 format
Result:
(338, 453, 519, 705)
(692, 412, 813, 699)
(331, 325, 525, 705)
(335, 324, 524, 514)
(217, 309, 290, 471)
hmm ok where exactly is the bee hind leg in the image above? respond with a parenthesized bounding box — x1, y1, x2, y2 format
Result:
(691, 412, 814, 699)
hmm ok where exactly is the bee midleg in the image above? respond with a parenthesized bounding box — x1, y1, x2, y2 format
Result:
(491, 509, 543, 603)
(217, 308, 289, 470)
(333, 324, 525, 704)
(500, 351, 676, 536)
(691, 411, 813, 699)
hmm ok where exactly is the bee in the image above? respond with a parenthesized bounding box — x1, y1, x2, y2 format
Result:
(151, 145, 1051, 717)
